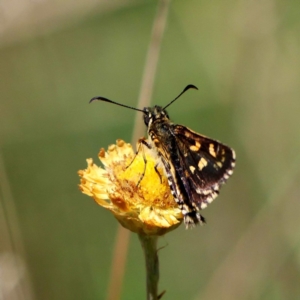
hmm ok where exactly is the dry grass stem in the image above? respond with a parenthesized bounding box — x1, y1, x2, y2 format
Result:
(106, 1, 171, 299)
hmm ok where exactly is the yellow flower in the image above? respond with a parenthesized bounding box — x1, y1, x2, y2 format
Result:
(78, 139, 183, 235)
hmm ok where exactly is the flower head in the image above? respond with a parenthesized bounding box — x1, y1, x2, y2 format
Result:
(78, 139, 183, 235)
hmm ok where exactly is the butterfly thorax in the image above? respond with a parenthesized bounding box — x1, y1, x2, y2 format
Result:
(143, 106, 174, 145)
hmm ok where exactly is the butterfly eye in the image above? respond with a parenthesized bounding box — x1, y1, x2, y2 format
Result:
(143, 114, 150, 126)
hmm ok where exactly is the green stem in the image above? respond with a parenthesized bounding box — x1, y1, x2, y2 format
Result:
(138, 234, 160, 300)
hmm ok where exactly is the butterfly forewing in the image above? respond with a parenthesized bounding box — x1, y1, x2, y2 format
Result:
(145, 108, 236, 227)
(173, 125, 235, 210)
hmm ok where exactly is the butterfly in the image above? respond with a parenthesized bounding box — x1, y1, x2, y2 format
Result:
(90, 85, 236, 228)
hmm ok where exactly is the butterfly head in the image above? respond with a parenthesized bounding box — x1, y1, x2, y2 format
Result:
(143, 106, 170, 127)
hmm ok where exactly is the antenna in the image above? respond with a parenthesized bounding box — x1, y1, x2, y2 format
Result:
(90, 84, 198, 112)
(89, 96, 145, 113)
(163, 84, 198, 110)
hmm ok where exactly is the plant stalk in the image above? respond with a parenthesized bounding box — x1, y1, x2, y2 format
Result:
(138, 234, 160, 300)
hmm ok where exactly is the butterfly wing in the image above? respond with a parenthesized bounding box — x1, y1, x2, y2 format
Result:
(173, 124, 236, 210)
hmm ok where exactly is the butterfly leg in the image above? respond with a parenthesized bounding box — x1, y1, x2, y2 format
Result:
(126, 140, 144, 169)
(124, 139, 147, 187)
(154, 163, 162, 183)
(136, 141, 148, 187)
(138, 137, 152, 149)
(139, 138, 163, 183)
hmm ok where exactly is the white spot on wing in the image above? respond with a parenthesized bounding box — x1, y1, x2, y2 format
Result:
(201, 202, 207, 209)
(198, 158, 208, 170)
(209, 144, 216, 157)
(189, 166, 196, 173)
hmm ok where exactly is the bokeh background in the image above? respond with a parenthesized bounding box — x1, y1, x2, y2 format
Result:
(1, 0, 300, 299)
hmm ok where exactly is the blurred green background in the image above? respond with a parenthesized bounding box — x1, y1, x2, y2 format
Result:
(1, 0, 300, 299)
